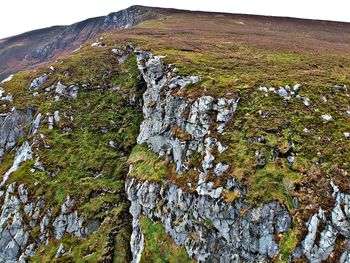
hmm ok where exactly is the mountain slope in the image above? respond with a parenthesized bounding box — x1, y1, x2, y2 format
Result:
(0, 5, 160, 79)
(0, 5, 349, 262)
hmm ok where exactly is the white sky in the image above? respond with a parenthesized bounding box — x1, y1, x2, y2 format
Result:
(1, 0, 350, 39)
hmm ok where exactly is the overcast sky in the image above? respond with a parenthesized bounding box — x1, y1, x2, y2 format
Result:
(1, 0, 350, 39)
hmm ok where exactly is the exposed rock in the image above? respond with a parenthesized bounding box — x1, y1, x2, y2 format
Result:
(126, 178, 291, 262)
(55, 243, 65, 258)
(53, 196, 86, 240)
(31, 113, 42, 134)
(136, 51, 238, 177)
(48, 116, 54, 129)
(0, 183, 32, 262)
(54, 110, 60, 123)
(55, 81, 79, 99)
(321, 114, 333, 121)
(130, 202, 144, 263)
(297, 181, 350, 262)
(1, 141, 33, 185)
(258, 84, 311, 106)
(1, 74, 14, 84)
(214, 162, 229, 177)
(0, 108, 34, 159)
(29, 73, 50, 90)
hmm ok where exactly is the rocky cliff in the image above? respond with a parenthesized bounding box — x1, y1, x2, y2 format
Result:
(125, 51, 350, 262)
(0, 6, 349, 263)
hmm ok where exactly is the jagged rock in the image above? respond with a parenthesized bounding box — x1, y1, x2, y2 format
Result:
(214, 162, 229, 176)
(0, 183, 30, 262)
(55, 243, 65, 258)
(297, 181, 350, 262)
(1, 141, 33, 185)
(126, 178, 291, 262)
(53, 196, 86, 240)
(55, 81, 79, 99)
(130, 202, 144, 263)
(29, 73, 50, 90)
(32, 113, 42, 134)
(136, 51, 230, 175)
(0, 108, 34, 159)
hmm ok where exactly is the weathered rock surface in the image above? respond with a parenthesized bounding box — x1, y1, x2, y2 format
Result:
(136, 51, 238, 178)
(296, 181, 350, 263)
(0, 108, 34, 160)
(126, 178, 292, 262)
(0, 183, 90, 262)
(127, 50, 293, 262)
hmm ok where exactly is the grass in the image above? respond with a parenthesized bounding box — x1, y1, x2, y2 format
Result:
(247, 162, 301, 211)
(140, 216, 194, 263)
(279, 229, 299, 262)
(128, 144, 167, 182)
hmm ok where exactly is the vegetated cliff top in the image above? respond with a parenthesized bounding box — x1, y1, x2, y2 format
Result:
(0, 5, 349, 262)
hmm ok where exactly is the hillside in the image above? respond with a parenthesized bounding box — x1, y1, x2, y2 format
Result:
(0, 5, 349, 262)
(0, 5, 161, 80)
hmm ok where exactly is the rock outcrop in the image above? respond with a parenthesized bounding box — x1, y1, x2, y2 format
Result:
(0, 183, 89, 262)
(28, 6, 157, 62)
(295, 181, 350, 263)
(126, 50, 292, 262)
(126, 178, 291, 262)
(0, 108, 34, 160)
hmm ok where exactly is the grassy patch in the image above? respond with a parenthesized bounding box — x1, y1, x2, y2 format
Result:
(279, 229, 299, 262)
(128, 144, 167, 182)
(247, 162, 300, 211)
(140, 216, 194, 263)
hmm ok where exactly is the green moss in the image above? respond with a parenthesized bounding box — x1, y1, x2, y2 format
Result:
(279, 229, 299, 262)
(128, 144, 167, 182)
(247, 162, 300, 211)
(140, 216, 194, 263)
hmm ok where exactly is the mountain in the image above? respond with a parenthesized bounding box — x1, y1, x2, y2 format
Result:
(0, 5, 349, 262)
(0, 5, 160, 79)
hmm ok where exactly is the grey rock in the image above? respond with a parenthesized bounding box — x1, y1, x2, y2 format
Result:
(55, 243, 65, 258)
(214, 162, 229, 177)
(55, 81, 79, 99)
(278, 87, 288, 98)
(0, 108, 34, 159)
(54, 110, 60, 123)
(32, 113, 42, 134)
(48, 116, 54, 129)
(29, 73, 50, 90)
(53, 196, 86, 240)
(2, 141, 33, 184)
(126, 178, 291, 262)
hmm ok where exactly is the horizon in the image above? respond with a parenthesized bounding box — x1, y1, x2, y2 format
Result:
(1, 0, 350, 39)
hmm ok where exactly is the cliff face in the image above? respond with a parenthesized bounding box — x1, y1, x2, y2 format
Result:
(0, 6, 349, 263)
